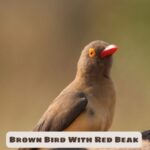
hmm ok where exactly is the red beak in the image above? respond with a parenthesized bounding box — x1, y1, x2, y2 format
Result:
(100, 44, 118, 58)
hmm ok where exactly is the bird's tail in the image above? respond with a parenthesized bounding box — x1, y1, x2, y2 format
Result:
(142, 130, 150, 141)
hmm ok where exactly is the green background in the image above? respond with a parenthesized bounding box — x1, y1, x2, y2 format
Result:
(0, 0, 150, 149)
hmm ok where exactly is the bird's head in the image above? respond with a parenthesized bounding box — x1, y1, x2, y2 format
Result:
(76, 40, 118, 81)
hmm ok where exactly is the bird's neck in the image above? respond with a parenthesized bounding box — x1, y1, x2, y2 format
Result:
(75, 68, 111, 86)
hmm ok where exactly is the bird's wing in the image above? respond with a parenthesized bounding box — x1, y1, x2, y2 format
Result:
(33, 92, 88, 131)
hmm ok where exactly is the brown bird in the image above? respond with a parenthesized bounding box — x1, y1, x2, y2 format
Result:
(19, 40, 118, 150)
(33, 40, 118, 132)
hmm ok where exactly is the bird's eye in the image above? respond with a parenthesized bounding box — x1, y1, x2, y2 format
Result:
(88, 48, 96, 58)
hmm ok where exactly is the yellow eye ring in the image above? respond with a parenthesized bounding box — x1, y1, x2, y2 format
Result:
(89, 48, 96, 58)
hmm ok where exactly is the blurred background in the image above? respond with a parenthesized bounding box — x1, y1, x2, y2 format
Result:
(0, 0, 150, 149)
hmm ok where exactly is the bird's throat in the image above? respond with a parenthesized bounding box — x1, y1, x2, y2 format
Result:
(75, 69, 110, 87)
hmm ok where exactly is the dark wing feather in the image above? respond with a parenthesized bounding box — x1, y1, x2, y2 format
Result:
(33, 92, 88, 131)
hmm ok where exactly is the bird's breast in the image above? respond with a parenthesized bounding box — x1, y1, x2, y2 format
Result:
(64, 101, 113, 131)
(64, 80, 115, 131)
